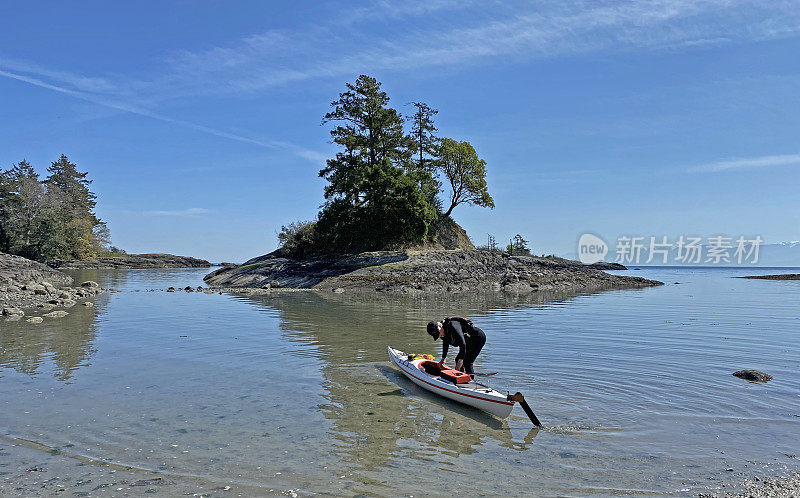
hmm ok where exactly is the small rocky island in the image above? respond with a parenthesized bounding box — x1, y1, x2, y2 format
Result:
(48, 253, 211, 270)
(204, 248, 660, 294)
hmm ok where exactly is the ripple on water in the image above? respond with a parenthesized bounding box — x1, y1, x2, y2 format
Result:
(1, 266, 798, 495)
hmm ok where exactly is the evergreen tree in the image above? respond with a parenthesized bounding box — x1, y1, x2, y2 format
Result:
(0, 160, 47, 259)
(408, 102, 442, 211)
(0, 155, 109, 261)
(316, 76, 435, 253)
(409, 102, 439, 170)
(45, 154, 99, 223)
(319, 75, 413, 205)
(43, 154, 105, 259)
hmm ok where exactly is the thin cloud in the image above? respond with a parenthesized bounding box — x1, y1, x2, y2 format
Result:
(9, 0, 799, 102)
(3, 0, 800, 155)
(154, 0, 800, 96)
(689, 153, 800, 172)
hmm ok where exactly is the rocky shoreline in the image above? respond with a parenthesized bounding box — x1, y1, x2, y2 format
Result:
(1, 252, 105, 317)
(48, 253, 211, 270)
(739, 273, 800, 280)
(204, 249, 660, 293)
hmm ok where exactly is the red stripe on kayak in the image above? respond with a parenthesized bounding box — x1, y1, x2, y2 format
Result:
(395, 358, 514, 407)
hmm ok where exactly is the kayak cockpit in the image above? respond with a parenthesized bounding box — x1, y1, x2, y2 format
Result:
(417, 359, 472, 384)
(417, 360, 443, 375)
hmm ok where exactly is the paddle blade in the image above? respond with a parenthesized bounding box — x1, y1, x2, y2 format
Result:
(508, 392, 542, 427)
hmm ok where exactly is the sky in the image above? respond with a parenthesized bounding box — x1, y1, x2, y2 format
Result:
(1, 0, 799, 263)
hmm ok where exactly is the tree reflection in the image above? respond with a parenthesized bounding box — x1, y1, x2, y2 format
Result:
(0, 296, 104, 381)
(237, 289, 595, 477)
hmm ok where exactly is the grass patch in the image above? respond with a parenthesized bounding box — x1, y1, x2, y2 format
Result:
(236, 262, 269, 271)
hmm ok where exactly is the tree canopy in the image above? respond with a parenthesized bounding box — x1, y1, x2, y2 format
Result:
(437, 138, 494, 217)
(0, 155, 110, 261)
(278, 75, 495, 256)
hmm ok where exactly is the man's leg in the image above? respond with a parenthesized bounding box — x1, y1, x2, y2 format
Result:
(463, 327, 486, 374)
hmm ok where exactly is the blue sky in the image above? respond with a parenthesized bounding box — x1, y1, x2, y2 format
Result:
(1, 0, 799, 262)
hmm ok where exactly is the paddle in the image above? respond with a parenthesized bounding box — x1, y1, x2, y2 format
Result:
(508, 392, 542, 427)
(471, 371, 497, 377)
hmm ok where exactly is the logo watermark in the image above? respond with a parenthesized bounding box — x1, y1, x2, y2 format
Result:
(577, 233, 608, 264)
(578, 234, 763, 265)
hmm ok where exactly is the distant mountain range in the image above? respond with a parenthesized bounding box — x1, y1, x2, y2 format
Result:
(757, 242, 800, 267)
(563, 241, 800, 267)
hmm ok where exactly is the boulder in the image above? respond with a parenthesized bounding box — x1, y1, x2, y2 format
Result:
(733, 370, 772, 382)
(43, 310, 69, 318)
(26, 316, 44, 324)
(81, 281, 100, 288)
(2, 306, 24, 316)
(83, 301, 94, 307)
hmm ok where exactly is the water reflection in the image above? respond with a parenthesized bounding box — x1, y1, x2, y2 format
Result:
(0, 295, 104, 381)
(234, 289, 590, 475)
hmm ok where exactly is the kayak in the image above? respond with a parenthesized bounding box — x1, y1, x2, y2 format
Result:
(388, 346, 515, 419)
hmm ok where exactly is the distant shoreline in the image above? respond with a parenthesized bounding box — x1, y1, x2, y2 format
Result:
(48, 253, 211, 270)
(738, 273, 800, 280)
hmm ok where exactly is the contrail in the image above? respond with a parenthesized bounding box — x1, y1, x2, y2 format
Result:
(0, 67, 318, 155)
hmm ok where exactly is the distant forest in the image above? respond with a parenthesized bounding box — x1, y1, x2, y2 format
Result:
(0, 154, 111, 262)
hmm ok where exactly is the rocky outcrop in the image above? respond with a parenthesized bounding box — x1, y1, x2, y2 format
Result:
(588, 261, 627, 270)
(732, 370, 772, 382)
(204, 249, 661, 293)
(1, 252, 104, 313)
(48, 253, 211, 270)
(423, 218, 475, 250)
(739, 274, 800, 280)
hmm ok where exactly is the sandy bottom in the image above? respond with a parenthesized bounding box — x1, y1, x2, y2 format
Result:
(0, 436, 295, 497)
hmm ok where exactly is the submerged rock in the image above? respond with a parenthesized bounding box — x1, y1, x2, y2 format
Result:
(43, 310, 69, 318)
(26, 316, 44, 324)
(2, 306, 24, 316)
(733, 370, 772, 382)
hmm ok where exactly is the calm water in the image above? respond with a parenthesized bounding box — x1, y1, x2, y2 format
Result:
(1, 266, 799, 496)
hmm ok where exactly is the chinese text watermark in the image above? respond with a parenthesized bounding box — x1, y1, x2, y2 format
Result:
(578, 234, 763, 265)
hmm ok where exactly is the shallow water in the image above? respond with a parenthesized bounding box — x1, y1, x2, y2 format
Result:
(1, 266, 799, 496)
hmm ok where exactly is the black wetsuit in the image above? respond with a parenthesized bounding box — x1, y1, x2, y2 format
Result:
(441, 317, 486, 374)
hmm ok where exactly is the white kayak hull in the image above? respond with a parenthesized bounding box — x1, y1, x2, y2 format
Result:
(388, 347, 515, 419)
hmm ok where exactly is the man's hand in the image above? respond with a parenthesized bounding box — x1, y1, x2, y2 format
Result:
(455, 359, 464, 371)
(438, 358, 446, 366)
